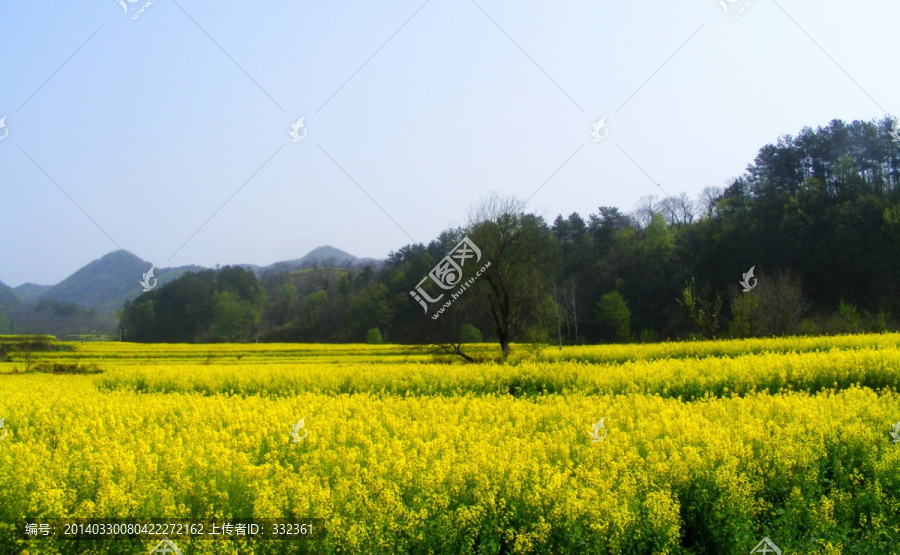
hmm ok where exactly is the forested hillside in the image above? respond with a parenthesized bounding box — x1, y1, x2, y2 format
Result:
(119, 116, 900, 345)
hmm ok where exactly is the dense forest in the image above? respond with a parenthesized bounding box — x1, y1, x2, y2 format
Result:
(119, 116, 900, 349)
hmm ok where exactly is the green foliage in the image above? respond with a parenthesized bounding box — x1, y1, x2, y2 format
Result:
(679, 278, 722, 339)
(459, 324, 482, 343)
(596, 291, 631, 343)
(120, 266, 265, 342)
(0, 312, 13, 334)
(366, 327, 384, 344)
(835, 300, 863, 333)
(645, 212, 675, 262)
(871, 310, 888, 332)
(346, 283, 393, 342)
(826, 302, 889, 335)
(272, 283, 299, 327)
(729, 291, 759, 338)
(799, 319, 821, 336)
(211, 291, 261, 342)
(638, 328, 658, 343)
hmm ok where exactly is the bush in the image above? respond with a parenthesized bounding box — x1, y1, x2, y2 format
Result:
(754, 271, 807, 336)
(728, 291, 759, 338)
(596, 291, 632, 343)
(366, 327, 384, 344)
(678, 279, 721, 340)
(799, 319, 821, 336)
(459, 324, 482, 343)
(827, 302, 889, 334)
(833, 300, 862, 333)
(638, 328, 658, 343)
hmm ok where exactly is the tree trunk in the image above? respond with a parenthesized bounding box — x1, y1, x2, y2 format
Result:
(499, 333, 510, 360)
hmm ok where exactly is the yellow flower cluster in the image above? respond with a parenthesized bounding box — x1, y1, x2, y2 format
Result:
(0, 335, 898, 553)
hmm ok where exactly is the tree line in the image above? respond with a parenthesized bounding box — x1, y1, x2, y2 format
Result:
(120, 116, 900, 354)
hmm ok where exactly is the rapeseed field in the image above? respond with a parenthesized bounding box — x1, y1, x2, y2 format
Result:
(1, 335, 899, 553)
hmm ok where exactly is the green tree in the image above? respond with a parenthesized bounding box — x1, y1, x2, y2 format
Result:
(365, 327, 383, 344)
(272, 283, 299, 330)
(596, 291, 631, 343)
(679, 278, 722, 339)
(459, 324, 482, 343)
(728, 291, 759, 338)
(211, 291, 260, 342)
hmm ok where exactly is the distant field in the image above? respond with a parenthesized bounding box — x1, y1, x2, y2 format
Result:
(1, 335, 899, 553)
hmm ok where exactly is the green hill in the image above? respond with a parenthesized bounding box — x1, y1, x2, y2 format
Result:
(13, 282, 51, 303)
(3, 246, 380, 322)
(0, 280, 23, 308)
(271, 245, 358, 270)
(40, 251, 202, 313)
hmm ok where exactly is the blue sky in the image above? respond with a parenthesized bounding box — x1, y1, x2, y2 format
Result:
(1, 0, 896, 287)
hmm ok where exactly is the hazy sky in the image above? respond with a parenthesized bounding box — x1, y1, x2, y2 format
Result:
(1, 1, 897, 287)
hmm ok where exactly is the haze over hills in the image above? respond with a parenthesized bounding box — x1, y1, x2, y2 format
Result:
(0, 280, 23, 308)
(236, 246, 380, 274)
(12, 282, 51, 303)
(3, 246, 382, 314)
(11, 250, 197, 314)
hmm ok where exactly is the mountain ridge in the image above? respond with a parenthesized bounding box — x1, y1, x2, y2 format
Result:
(4, 246, 384, 313)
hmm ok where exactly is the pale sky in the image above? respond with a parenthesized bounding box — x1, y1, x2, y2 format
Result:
(1, 0, 897, 287)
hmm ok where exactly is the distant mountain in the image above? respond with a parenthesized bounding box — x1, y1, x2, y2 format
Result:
(0, 280, 25, 333)
(14, 283, 51, 303)
(276, 245, 357, 268)
(0, 280, 24, 309)
(4, 246, 384, 316)
(352, 257, 382, 268)
(39, 251, 203, 313)
(245, 246, 381, 276)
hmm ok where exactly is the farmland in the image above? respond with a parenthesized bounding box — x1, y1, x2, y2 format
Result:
(1, 335, 900, 553)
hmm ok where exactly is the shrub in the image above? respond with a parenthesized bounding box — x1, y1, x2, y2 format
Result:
(638, 328, 658, 343)
(366, 327, 384, 344)
(597, 291, 632, 343)
(459, 324, 482, 343)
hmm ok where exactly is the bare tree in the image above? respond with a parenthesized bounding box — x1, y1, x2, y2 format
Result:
(676, 192, 695, 225)
(551, 278, 578, 345)
(561, 278, 578, 343)
(633, 195, 659, 228)
(728, 270, 807, 337)
(754, 270, 808, 336)
(659, 193, 695, 226)
(466, 193, 559, 359)
(698, 186, 723, 219)
(552, 283, 565, 346)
